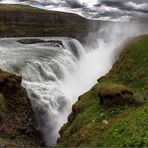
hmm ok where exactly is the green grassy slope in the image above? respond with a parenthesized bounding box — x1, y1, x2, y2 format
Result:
(57, 35, 148, 147)
(0, 4, 101, 42)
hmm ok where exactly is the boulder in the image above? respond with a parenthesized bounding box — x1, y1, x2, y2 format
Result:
(98, 83, 133, 108)
(17, 39, 64, 47)
(17, 39, 46, 44)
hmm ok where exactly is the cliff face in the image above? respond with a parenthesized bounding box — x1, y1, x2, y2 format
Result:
(0, 70, 42, 146)
(57, 35, 148, 147)
(0, 4, 101, 42)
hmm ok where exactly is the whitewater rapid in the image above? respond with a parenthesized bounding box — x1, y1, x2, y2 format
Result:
(0, 23, 145, 146)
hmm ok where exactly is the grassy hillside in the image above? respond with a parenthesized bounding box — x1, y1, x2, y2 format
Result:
(57, 35, 148, 147)
(0, 4, 102, 42)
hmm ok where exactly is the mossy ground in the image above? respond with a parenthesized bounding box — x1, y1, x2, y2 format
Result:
(57, 35, 148, 147)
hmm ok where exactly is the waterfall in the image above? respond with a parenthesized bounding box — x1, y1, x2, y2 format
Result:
(0, 22, 146, 146)
(0, 37, 86, 145)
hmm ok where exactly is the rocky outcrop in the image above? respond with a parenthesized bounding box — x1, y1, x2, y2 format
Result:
(17, 38, 47, 44)
(17, 38, 64, 47)
(97, 83, 134, 108)
(0, 70, 42, 147)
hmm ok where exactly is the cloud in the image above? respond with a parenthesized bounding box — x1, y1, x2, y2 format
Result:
(98, 4, 121, 13)
(65, 0, 85, 8)
(97, 1, 148, 13)
(0, 0, 18, 3)
(0, 0, 148, 21)
(124, 2, 148, 11)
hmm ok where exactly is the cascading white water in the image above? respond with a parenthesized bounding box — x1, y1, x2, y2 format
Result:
(0, 37, 84, 145)
(0, 22, 146, 146)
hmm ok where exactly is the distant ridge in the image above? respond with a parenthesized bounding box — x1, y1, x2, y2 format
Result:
(0, 4, 102, 42)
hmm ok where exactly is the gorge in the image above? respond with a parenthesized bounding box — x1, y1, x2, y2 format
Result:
(0, 22, 147, 146)
(0, 2, 148, 147)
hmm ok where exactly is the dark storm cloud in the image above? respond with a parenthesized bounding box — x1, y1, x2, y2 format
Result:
(15, 0, 84, 8)
(98, 0, 148, 3)
(65, 0, 85, 8)
(96, 1, 148, 13)
(28, 0, 61, 7)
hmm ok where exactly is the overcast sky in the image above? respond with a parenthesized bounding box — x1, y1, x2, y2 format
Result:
(0, 0, 148, 21)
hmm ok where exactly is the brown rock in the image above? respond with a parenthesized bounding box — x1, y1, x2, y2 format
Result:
(0, 70, 42, 146)
(98, 83, 134, 108)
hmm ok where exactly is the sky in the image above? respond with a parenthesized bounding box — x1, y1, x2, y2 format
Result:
(0, 0, 148, 21)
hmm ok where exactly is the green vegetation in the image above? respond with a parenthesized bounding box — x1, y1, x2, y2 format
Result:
(0, 4, 42, 12)
(102, 35, 148, 95)
(98, 83, 131, 95)
(57, 35, 148, 147)
(101, 104, 148, 147)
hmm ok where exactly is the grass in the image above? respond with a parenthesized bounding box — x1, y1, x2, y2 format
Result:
(100, 104, 148, 147)
(97, 83, 132, 96)
(56, 35, 148, 147)
(102, 35, 148, 94)
(0, 4, 51, 12)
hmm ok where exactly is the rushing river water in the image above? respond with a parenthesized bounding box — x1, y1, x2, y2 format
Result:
(0, 23, 145, 146)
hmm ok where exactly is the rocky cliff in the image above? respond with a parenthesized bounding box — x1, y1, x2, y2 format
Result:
(0, 70, 42, 146)
(0, 4, 102, 42)
(57, 35, 148, 147)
